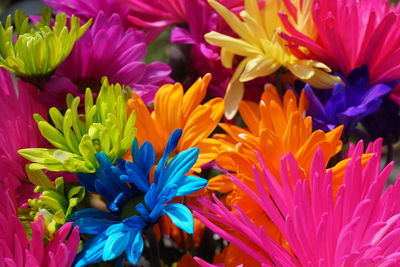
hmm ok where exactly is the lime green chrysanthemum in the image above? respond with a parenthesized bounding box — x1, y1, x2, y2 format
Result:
(0, 8, 92, 79)
(18, 77, 137, 173)
(19, 168, 85, 237)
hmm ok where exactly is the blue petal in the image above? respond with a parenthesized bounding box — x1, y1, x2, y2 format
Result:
(69, 208, 119, 221)
(131, 138, 139, 159)
(157, 147, 199, 192)
(126, 230, 144, 264)
(175, 176, 208, 196)
(144, 184, 158, 209)
(134, 141, 156, 176)
(73, 218, 118, 235)
(124, 161, 150, 192)
(154, 129, 182, 183)
(304, 84, 328, 122)
(123, 215, 146, 231)
(77, 173, 96, 192)
(149, 196, 168, 222)
(74, 231, 108, 267)
(103, 228, 131, 261)
(163, 203, 194, 234)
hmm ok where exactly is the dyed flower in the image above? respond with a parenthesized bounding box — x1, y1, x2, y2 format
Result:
(0, 9, 91, 79)
(0, 189, 80, 266)
(44, 0, 132, 27)
(210, 84, 343, 194)
(127, 74, 224, 172)
(305, 66, 392, 133)
(19, 78, 136, 173)
(0, 68, 48, 206)
(70, 130, 207, 265)
(205, 0, 342, 118)
(194, 139, 400, 266)
(42, 12, 172, 107)
(281, 0, 400, 84)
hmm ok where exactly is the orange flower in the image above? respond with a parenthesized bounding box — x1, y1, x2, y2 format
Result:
(127, 74, 224, 172)
(209, 84, 343, 192)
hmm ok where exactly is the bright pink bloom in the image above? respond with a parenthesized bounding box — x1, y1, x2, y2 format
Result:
(0, 190, 80, 267)
(42, 12, 172, 107)
(280, 0, 400, 83)
(194, 139, 400, 266)
(0, 69, 48, 206)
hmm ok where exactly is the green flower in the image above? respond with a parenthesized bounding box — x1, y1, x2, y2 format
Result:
(18, 77, 137, 173)
(0, 8, 91, 79)
(18, 168, 85, 237)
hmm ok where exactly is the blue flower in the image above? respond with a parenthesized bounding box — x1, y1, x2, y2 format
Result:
(70, 129, 208, 266)
(305, 66, 392, 133)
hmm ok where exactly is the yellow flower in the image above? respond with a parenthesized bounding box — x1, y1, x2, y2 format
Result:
(205, 0, 342, 118)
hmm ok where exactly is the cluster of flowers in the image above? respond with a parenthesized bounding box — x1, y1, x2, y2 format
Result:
(1, 0, 400, 266)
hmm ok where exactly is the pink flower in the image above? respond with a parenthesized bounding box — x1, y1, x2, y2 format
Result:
(0, 69, 48, 206)
(0, 190, 80, 267)
(194, 139, 400, 265)
(280, 0, 400, 84)
(41, 12, 172, 107)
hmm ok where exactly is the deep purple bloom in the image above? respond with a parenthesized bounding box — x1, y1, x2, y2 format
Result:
(41, 12, 172, 107)
(305, 66, 392, 133)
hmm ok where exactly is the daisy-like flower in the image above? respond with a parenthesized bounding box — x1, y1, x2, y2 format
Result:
(209, 84, 343, 194)
(194, 139, 400, 266)
(0, 68, 48, 206)
(0, 9, 91, 80)
(127, 74, 224, 172)
(44, 0, 132, 27)
(305, 66, 392, 134)
(42, 12, 172, 107)
(205, 0, 342, 118)
(70, 130, 207, 266)
(0, 189, 80, 267)
(280, 0, 400, 84)
(19, 78, 136, 173)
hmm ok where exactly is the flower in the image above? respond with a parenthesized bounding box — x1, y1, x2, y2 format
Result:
(44, 0, 133, 27)
(205, 0, 342, 118)
(0, 189, 80, 266)
(280, 0, 400, 84)
(210, 84, 343, 194)
(194, 139, 400, 266)
(0, 9, 91, 79)
(127, 0, 186, 41)
(305, 66, 392, 133)
(42, 12, 172, 107)
(70, 129, 207, 265)
(0, 68, 48, 206)
(127, 74, 224, 172)
(18, 77, 136, 173)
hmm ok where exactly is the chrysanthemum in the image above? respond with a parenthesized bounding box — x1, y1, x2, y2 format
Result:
(71, 130, 207, 265)
(127, 74, 224, 172)
(0, 68, 48, 206)
(194, 139, 400, 266)
(0, 189, 80, 266)
(280, 0, 400, 84)
(42, 12, 172, 107)
(305, 66, 392, 133)
(205, 0, 342, 118)
(44, 0, 132, 27)
(209, 84, 343, 193)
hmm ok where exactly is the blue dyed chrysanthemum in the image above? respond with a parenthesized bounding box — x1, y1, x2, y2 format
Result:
(70, 129, 207, 266)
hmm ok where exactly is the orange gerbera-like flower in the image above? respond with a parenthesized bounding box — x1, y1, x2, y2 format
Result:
(127, 74, 224, 172)
(209, 84, 343, 194)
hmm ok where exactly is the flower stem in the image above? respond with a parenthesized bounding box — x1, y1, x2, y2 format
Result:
(145, 227, 161, 267)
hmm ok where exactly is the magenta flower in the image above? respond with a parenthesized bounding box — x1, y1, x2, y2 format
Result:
(0, 69, 48, 206)
(280, 0, 400, 84)
(194, 139, 400, 265)
(44, 0, 133, 28)
(41, 12, 172, 107)
(0, 190, 80, 267)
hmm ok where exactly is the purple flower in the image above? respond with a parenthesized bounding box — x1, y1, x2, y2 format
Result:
(305, 66, 392, 133)
(41, 12, 172, 107)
